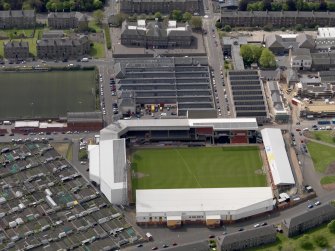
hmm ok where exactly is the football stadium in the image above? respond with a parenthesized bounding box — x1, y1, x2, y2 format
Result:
(89, 118, 295, 227)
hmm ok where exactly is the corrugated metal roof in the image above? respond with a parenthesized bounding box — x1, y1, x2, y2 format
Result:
(261, 128, 295, 185)
(136, 187, 273, 214)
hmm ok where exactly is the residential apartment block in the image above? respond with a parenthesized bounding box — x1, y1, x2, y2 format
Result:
(120, 0, 200, 14)
(282, 203, 335, 237)
(47, 12, 88, 30)
(0, 10, 36, 29)
(4, 41, 29, 60)
(121, 20, 193, 48)
(218, 225, 277, 251)
(36, 35, 90, 60)
(221, 10, 335, 28)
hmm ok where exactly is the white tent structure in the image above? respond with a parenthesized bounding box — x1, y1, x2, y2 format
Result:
(261, 128, 295, 187)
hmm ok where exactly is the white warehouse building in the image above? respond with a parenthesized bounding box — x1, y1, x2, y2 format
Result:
(261, 128, 295, 190)
(136, 188, 274, 227)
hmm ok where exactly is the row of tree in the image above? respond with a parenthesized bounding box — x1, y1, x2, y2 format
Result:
(0, 0, 105, 12)
(240, 44, 276, 69)
(239, 0, 335, 12)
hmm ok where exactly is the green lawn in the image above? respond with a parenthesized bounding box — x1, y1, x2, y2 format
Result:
(307, 141, 335, 173)
(312, 131, 335, 145)
(131, 146, 266, 191)
(321, 176, 335, 185)
(89, 42, 105, 58)
(249, 224, 335, 251)
(88, 20, 102, 33)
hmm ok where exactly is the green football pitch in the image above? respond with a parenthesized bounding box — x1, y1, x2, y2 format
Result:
(131, 146, 267, 191)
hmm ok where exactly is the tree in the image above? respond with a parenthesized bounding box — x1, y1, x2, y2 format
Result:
(240, 45, 254, 66)
(313, 235, 328, 248)
(263, 0, 271, 10)
(93, 0, 103, 9)
(328, 219, 335, 233)
(259, 48, 276, 68)
(171, 9, 182, 21)
(296, 0, 304, 11)
(286, 0, 297, 11)
(299, 235, 313, 250)
(154, 12, 162, 21)
(250, 45, 263, 62)
(182, 12, 192, 22)
(239, 0, 249, 11)
(295, 24, 303, 31)
(190, 16, 202, 30)
(114, 13, 128, 27)
(93, 9, 104, 25)
(223, 25, 231, 32)
(271, 2, 282, 11)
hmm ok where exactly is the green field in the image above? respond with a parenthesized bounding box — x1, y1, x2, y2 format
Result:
(0, 71, 96, 119)
(307, 141, 335, 173)
(312, 131, 335, 145)
(131, 146, 266, 191)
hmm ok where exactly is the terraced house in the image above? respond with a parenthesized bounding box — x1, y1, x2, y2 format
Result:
(47, 12, 88, 31)
(120, 0, 200, 14)
(221, 10, 335, 28)
(36, 35, 90, 60)
(0, 10, 36, 29)
(3, 41, 29, 60)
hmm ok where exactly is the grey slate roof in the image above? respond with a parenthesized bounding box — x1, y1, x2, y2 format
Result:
(0, 10, 35, 18)
(67, 112, 102, 123)
(4, 41, 28, 48)
(287, 68, 299, 82)
(219, 225, 277, 246)
(37, 35, 89, 47)
(291, 48, 312, 61)
(296, 34, 315, 49)
(48, 12, 86, 21)
(283, 204, 335, 229)
(222, 10, 335, 18)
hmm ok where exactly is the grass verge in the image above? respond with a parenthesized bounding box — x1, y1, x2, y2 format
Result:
(89, 42, 105, 58)
(307, 141, 335, 173)
(104, 26, 111, 50)
(66, 143, 73, 161)
(312, 131, 335, 145)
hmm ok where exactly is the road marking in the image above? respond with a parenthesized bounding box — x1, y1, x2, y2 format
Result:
(175, 149, 202, 188)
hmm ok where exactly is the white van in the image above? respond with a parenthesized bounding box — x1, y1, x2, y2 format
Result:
(146, 232, 153, 241)
(81, 58, 89, 62)
(3, 121, 11, 125)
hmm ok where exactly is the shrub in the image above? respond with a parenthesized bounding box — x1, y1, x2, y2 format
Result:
(313, 234, 328, 248)
(328, 219, 335, 233)
(104, 26, 112, 50)
(299, 235, 313, 250)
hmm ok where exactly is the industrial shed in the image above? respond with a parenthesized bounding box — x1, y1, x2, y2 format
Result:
(261, 128, 295, 190)
(136, 188, 273, 226)
(67, 112, 103, 131)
